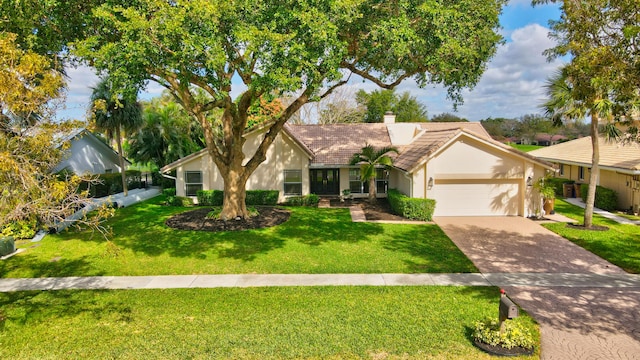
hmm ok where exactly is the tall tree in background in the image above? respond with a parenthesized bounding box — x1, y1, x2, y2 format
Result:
(356, 89, 428, 123)
(536, 0, 640, 228)
(75, 0, 505, 219)
(430, 113, 469, 122)
(90, 77, 143, 197)
(129, 96, 205, 168)
(349, 144, 398, 203)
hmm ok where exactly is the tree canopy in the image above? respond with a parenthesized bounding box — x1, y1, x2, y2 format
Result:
(74, 0, 505, 219)
(356, 89, 428, 123)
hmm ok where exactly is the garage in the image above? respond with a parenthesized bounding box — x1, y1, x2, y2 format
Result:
(430, 180, 521, 217)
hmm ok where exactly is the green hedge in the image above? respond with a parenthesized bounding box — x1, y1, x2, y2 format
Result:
(387, 189, 436, 221)
(162, 188, 177, 197)
(166, 196, 194, 207)
(283, 194, 320, 206)
(580, 184, 618, 211)
(547, 178, 574, 197)
(197, 190, 224, 206)
(197, 190, 279, 206)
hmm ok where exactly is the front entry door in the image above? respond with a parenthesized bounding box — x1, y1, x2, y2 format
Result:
(310, 169, 340, 195)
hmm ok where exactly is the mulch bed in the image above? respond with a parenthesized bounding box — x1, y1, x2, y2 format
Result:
(473, 340, 534, 357)
(329, 198, 411, 222)
(166, 198, 409, 233)
(566, 223, 609, 231)
(165, 207, 290, 232)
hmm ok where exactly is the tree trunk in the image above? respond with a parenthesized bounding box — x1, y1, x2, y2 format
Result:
(368, 176, 376, 203)
(116, 127, 128, 197)
(584, 114, 600, 228)
(219, 165, 249, 221)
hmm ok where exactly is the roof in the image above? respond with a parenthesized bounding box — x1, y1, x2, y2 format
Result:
(162, 121, 551, 174)
(530, 136, 640, 174)
(285, 123, 392, 166)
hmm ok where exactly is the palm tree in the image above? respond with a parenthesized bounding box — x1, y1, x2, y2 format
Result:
(349, 144, 398, 203)
(129, 99, 204, 168)
(90, 77, 142, 197)
(542, 68, 612, 228)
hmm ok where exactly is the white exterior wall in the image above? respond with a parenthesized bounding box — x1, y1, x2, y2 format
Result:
(175, 130, 309, 202)
(423, 136, 543, 217)
(54, 134, 123, 174)
(390, 168, 412, 196)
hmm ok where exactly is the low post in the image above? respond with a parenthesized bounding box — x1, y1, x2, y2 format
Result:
(499, 289, 519, 333)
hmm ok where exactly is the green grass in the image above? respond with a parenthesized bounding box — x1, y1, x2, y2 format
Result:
(0, 287, 539, 359)
(508, 143, 543, 152)
(1, 196, 476, 277)
(543, 199, 640, 273)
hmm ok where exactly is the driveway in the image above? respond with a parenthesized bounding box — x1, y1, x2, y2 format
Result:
(435, 216, 640, 360)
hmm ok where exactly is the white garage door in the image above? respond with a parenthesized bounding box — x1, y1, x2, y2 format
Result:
(431, 181, 520, 216)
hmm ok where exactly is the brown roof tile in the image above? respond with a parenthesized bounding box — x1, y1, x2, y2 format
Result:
(394, 129, 460, 171)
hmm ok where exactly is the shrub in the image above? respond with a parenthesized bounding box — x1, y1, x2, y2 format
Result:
(580, 184, 618, 211)
(166, 196, 194, 207)
(283, 194, 320, 206)
(1, 219, 37, 239)
(473, 317, 535, 350)
(197, 190, 224, 206)
(0, 236, 15, 257)
(546, 177, 574, 197)
(152, 171, 176, 189)
(246, 190, 279, 205)
(387, 189, 436, 221)
(197, 190, 279, 206)
(162, 188, 176, 197)
(284, 194, 320, 206)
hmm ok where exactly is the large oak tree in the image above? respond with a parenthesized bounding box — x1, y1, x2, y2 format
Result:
(75, 0, 506, 219)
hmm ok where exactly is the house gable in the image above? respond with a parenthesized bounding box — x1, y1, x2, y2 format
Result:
(53, 129, 128, 174)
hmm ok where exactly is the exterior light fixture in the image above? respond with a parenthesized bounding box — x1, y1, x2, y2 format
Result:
(428, 177, 434, 189)
(526, 176, 533, 187)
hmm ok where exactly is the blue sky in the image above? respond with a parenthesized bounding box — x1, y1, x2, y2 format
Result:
(59, 1, 564, 122)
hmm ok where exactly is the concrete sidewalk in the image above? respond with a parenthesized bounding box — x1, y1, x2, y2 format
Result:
(564, 197, 640, 225)
(1, 272, 639, 292)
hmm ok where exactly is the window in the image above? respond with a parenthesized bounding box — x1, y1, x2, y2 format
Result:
(578, 166, 585, 180)
(284, 170, 302, 196)
(185, 171, 203, 196)
(349, 169, 364, 193)
(376, 169, 389, 194)
(558, 164, 564, 177)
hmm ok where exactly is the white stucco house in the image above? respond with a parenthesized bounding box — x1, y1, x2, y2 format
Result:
(161, 116, 553, 217)
(52, 128, 129, 175)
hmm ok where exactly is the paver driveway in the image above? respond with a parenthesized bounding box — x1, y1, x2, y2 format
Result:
(435, 216, 640, 360)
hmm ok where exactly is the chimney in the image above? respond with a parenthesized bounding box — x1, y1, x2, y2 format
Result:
(383, 111, 396, 124)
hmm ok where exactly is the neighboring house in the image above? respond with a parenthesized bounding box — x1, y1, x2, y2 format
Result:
(534, 133, 568, 146)
(52, 128, 129, 175)
(530, 137, 640, 213)
(161, 116, 553, 217)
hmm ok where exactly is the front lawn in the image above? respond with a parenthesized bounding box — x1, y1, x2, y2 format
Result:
(0, 286, 539, 359)
(1, 196, 476, 277)
(543, 199, 640, 274)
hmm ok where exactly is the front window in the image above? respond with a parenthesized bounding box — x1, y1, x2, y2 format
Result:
(558, 164, 564, 177)
(349, 169, 364, 193)
(284, 170, 302, 196)
(578, 166, 585, 181)
(185, 171, 203, 196)
(376, 169, 389, 194)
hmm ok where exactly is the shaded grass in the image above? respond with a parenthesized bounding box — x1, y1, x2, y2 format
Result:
(1, 196, 476, 277)
(543, 199, 640, 273)
(0, 287, 539, 359)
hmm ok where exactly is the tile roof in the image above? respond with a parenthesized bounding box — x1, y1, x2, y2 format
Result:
(393, 129, 460, 171)
(285, 123, 392, 165)
(530, 136, 640, 173)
